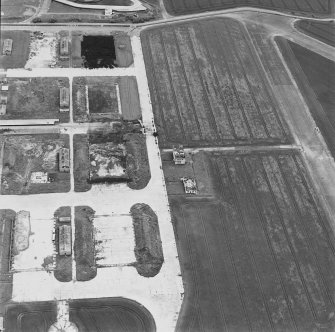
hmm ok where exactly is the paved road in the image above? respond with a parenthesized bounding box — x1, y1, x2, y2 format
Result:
(2, 5, 334, 28)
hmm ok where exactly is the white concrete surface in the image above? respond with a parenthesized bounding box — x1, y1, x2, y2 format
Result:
(53, 0, 146, 12)
(13, 217, 54, 272)
(3, 33, 183, 332)
(94, 215, 135, 266)
(25, 33, 58, 69)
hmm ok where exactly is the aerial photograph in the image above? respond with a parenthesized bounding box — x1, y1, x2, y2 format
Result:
(0, 0, 334, 331)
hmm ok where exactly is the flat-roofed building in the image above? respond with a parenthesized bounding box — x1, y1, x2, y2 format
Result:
(59, 216, 71, 223)
(59, 87, 70, 111)
(59, 37, 69, 59)
(2, 39, 13, 55)
(59, 147, 70, 173)
(58, 225, 71, 256)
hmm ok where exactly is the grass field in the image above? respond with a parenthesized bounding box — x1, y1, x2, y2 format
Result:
(277, 38, 335, 159)
(166, 150, 335, 331)
(114, 34, 134, 67)
(141, 19, 290, 148)
(88, 84, 119, 114)
(0, 31, 30, 69)
(0, 210, 15, 314)
(296, 20, 335, 47)
(69, 298, 156, 332)
(2, 77, 69, 123)
(0, 0, 38, 22)
(73, 134, 92, 192)
(74, 206, 97, 281)
(73, 76, 141, 122)
(125, 133, 151, 189)
(163, 0, 332, 16)
(1, 134, 70, 195)
(5, 301, 56, 332)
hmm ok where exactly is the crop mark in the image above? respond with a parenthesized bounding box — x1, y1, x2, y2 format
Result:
(291, 155, 335, 257)
(158, 31, 188, 142)
(196, 205, 228, 332)
(145, 36, 171, 141)
(236, 23, 289, 140)
(240, 156, 299, 331)
(257, 156, 318, 320)
(221, 156, 276, 331)
(169, 28, 203, 140)
(195, 22, 238, 139)
(179, 204, 206, 332)
(223, 22, 270, 140)
(212, 24, 254, 139)
(274, 156, 335, 307)
(210, 157, 254, 332)
(184, 26, 220, 140)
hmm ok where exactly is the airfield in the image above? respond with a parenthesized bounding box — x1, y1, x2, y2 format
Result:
(1, 0, 335, 331)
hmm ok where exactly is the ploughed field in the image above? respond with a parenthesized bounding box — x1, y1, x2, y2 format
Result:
(277, 38, 335, 159)
(141, 19, 291, 148)
(296, 20, 335, 47)
(167, 151, 335, 331)
(163, 0, 332, 16)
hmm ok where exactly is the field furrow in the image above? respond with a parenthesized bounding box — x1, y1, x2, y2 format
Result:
(163, 0, 331, 16)
(205, 25, 252, 139)
(165, 150, 335, 331)
(187, 25, 235, 140)
(159, 29, 202, 142)
(228, 22, 286, 139)
(146, 32, 186, 142)
(142, 19, 291, 147)
(173, 27, 219, 142)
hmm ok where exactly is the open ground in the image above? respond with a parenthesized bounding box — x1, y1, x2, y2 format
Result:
(0, 31, 31, 70)
(2, 6, 335, 332)
(72, 76, 140, 122)
(1, 0, 39, 23)
(0, 29, 133, 70)
(164, 150, 335, 331)
(0, 33, 183, 332)
(141, 12, 335, 332)
(141, 18, 291, 148)
(163, 0, 333, 17)
(0, 134, 70, 195)
(4, 297, 156, 332)
(1, 77, 69, 123)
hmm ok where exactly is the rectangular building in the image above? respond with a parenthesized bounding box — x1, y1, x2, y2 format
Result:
(59, 216, 71, 223)
(59, 87, 70, 111)
(59, 37, 69, 59)
(58, 225, 72, 256)
(2, 39, 13, 55)
(59, 147, 70, 173)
